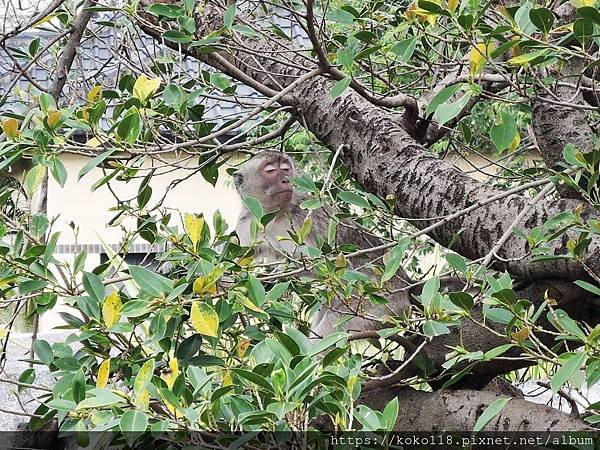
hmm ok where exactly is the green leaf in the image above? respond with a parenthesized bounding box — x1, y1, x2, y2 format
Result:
(575, 280, 600, 296)
(224, 1, 237, 27)
(483, 344, 514, 361)
(72, 370, 86, 404)
(551, 352, 587, 394)
(423, 320, 450, 337)
(382, 239, 409, 283)
(446, 253, 468, 273)
(330, 77, 351, 99)
(382, 397, 399, 430)
(550, 309, 586, 340)
(230, 368, 274, 392)
(473, 398, 510, 431)
(120, 300, 149, 317)
(578, 6, 600, 25)
(83, 272, 105, 303)
(354, 405, 381, 431)
(39, 93, 56, 114)
(529, 7, 554, 34)
(492, 288, 518, 306)
(176, 334, 203, 360)
(50, 158, 67, 188)
(33, 340, 53, 365)
(433, 92, 472, 126)
(163, 83, 185, 109)
(308, 332, 348, 356)
(426, 84, 463, 116)
(327, 9, 355, 24)
(490, 112, 517, 151)
(448, 292, 474, 312)
(337, 190, 370, 208)
(18, 368, 35, 392)
(508, 49, 548, 65)
(24, 165, 45, 198)
(163, 30, 192, 43)
(120, 410, 148, 432)
(265, 282, 290, 303)
(116, 107, 141, 143)
(336, 47, 354, 69)
(242, 196, 264, 220)
(78, 149, 115, 180)
(129, 265, 172, 297)
(391, 36, 417, 62)
(248, 275, 265, 305)
(76, 389, 125, 409)
(574, 18, 594, 44)
(147, 3, 183, 18)
(420, 276, 440, 307)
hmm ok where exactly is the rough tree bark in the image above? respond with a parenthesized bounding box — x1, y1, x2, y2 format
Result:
(363, 387, 594, 432)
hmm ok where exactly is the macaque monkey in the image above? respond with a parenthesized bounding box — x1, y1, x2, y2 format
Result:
(233, 151, 413, 337)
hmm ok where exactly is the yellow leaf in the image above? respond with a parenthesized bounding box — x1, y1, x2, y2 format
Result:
(2, 118, 19, 139)
(497, 5, 510, 19)
(406, 1, 438, 25)
(512, 326, 530, 343)
(348, 375, 357, 391)
(184, 213, 204, 247)
(334, 253, 346, 269)
(134, 388, 150, 410)
(133, 74, 161, 103)
(193, 276, 205, 294)
(161, 358, 180, 389)
(470, 43, 494, 77)
(571, 0, 596, 7)
(96, 358, 110, 388)
(193, 265, 224, 295)
(237, 256, 254, 268)
(32, 13, 57, 27)
(236, 339, 250, 358)
(508, 131, 521, 152)
(47, 111, 62, 129)
(221, 370, 233, 387)
(85, 137, 102, 147)
(190, 301, 219, 337)
(298, 216, 313, 243)
(237, 294, 266, 314)
(0, 327, 7, 339)
(447, 0, 459, 12)
(102, 291, 122, 328)
(134, 359, 155, 393)
(87, 85, 102, 103)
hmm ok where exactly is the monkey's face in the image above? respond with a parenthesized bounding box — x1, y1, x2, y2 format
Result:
(234, 153, 296, 212)
(259, 157, 293, 207)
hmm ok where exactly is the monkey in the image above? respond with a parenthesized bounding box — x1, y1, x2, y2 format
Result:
(233, 151, 415, 338)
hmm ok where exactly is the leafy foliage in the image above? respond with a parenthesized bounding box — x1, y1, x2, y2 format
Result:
(0, 0, 599, 441)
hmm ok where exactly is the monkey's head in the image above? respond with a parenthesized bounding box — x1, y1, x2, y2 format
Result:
(233, 151, 296, 212)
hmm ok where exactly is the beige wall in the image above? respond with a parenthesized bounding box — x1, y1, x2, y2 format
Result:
(47, 154, 242, 246)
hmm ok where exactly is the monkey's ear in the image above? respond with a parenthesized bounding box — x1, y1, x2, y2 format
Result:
(233, 172, 244, 189)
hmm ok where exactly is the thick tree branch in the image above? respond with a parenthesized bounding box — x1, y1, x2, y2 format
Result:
(361, 387, 594, 432)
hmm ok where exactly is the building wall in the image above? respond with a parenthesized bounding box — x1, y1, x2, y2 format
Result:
(48, 153, 242, 247)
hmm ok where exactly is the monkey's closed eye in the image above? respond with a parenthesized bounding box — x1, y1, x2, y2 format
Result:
(264, 164, 277, 172)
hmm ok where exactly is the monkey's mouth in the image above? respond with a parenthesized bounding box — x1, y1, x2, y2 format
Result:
(271, 189, 293, 196)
